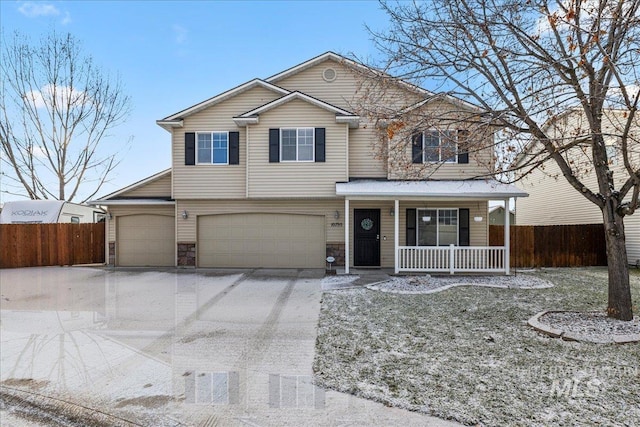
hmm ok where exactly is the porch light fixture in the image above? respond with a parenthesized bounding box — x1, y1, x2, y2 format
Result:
(421, 215, 431, 223)
(389, 208, 395, 217)
(181, 210, 189, 220)
(334, 210, 340, 219)
(108, 213, 113, 220)
(474, 216, 484, 222)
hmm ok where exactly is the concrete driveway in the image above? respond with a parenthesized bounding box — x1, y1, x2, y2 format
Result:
(0, 267, 457, 426)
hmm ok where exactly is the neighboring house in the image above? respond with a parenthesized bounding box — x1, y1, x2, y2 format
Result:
(516, 108, 640, 264)
(90, 52, 526, 273)
(489, 206, 515, 225)
(0, 200, 105, 224)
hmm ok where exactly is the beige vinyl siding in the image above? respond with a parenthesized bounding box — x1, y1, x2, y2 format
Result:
(274, 59, 419, 179)
(346, 201, 488, 268)
(118, 173, 172, 198)
(349, 123, 386, 178)
(173, 86, 282, 199)
(107, 205, 175, 241)
(176, 199, 344, 243)
(248, 99, 347, 198)
(517, 109, 639, 226)
(272, 59, 362, 111)
(387, 99, 495, 180)
(624, 215, 640, 265)
(516, 161, 603, 225)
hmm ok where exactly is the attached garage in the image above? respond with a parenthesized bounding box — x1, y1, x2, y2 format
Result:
(117, 214, 175, 266)
(198, 213, 325, 268)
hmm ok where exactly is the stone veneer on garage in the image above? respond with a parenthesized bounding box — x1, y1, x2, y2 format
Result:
(108, 242, 115, 265)
(178, 243, 196, 267)
(326, 243, 345, 267)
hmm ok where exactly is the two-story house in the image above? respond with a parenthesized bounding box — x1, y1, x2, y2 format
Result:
(516, 108, 640, 265)
(91, 52, 526, 274)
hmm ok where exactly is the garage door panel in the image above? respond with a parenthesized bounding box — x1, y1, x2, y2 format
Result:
(118, 215, 175, 267)
(198, 214, 325, 268)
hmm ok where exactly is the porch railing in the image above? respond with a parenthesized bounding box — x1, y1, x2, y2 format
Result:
(397, 245, 506, 274)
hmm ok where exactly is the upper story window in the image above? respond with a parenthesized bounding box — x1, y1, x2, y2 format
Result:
(412, 130, 468, 164)
(281, 128, 314, 162)
(197, 132, 228, 164)
(269, 127, 325, 163)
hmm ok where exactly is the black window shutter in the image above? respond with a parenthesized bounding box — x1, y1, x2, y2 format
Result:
(406, 208, 417, 246)
(315, 127, 326, 162)
(229, 131, 240, 165)
(457, 129, 469, 164)
(412, 133, 423, 164)
(459, 208, 470, 246)
(269, 128, 280, 163)
(185, 132, 195, 165)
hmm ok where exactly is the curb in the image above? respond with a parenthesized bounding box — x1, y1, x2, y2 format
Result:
(527, 310, 640, 344)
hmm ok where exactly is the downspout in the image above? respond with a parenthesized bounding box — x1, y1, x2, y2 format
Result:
(246, 126, 250, 198)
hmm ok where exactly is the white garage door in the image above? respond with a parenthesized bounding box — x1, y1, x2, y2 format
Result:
(198, 214, 325, 268)
(117, 215, 175, 266)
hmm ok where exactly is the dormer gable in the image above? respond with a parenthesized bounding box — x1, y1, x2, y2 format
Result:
(157, 79, 289, 131)
(233, 91, 360, 128)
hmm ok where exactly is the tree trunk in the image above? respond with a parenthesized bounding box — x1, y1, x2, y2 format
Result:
(603, 199, 634, 321)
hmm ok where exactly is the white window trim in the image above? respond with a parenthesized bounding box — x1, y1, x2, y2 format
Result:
(421, 130, 458, 164)
(280, 127, 315, 162)
(416, 208, 460, 246)
(196, 131, 229, 165)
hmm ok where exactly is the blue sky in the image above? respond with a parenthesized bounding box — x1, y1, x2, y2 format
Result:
(0, 0, 389, 202)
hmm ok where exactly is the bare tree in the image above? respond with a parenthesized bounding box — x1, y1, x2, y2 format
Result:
(0, 31, 131, 202)
(364, 0, 639, 320)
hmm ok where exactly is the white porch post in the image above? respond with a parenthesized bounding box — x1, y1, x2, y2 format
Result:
(504, 198, 511, 275)
(345, 198, 350, 274)
(394, 199, 399, 274)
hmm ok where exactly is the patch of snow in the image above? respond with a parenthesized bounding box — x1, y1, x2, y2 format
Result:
(321, 275, 360, 286)
(314, 268, 640, 426)
(367, 274, 553, 294)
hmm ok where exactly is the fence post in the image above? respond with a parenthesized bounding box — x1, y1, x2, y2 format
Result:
(449, 244, 455, 275)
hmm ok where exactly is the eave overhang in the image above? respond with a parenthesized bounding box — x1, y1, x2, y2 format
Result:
(87, 199, 175, 206)
(156, 119, 184, 131)
(336, 179, 528, 200)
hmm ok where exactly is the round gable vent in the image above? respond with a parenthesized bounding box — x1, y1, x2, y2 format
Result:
(322, 67, 337, 82)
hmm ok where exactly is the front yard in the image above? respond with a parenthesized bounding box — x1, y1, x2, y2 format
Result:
(313, 268, 640, 426)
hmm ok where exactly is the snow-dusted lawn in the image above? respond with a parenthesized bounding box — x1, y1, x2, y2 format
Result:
(314, 268, 640, 426)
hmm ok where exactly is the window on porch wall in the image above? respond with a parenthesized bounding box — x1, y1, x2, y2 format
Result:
(417, 208, 458, 246)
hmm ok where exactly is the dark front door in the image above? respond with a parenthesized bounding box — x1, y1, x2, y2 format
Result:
(354, 209, 380, 266)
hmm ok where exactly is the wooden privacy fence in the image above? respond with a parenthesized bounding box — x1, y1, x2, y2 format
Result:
(0, 223, 105, 268)
(489, 224, 607, 268)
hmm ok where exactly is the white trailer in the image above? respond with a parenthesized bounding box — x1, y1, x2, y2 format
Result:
(0, 200, 105, 224)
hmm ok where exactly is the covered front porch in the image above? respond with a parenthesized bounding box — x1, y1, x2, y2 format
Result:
(336, 180, 528, 275)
